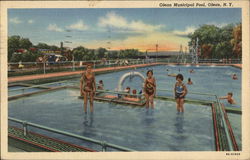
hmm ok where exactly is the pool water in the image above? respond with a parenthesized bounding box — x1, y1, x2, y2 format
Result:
(9, 88, 215, 151)
(227, 113, 242, 150)
(8, 65, 242, 151)
(8, 86, 45, 97)
(66, 65, 241, 106)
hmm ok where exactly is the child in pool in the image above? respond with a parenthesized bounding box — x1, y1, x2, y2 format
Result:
(219, 92, 236, 104)
(97, 80, 104, 90)
(232, 74, 238, 80)
(174, 74, 188, 113)
(187, 78, 193, 85)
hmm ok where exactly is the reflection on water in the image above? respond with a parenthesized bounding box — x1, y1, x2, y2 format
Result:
(83, 113, 94, 127)
(175, 113, 184, 133)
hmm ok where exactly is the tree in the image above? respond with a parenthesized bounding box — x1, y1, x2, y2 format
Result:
(231, 23, 242, 58)
(19, 38, 33, 49)
(96, 47, 107, 59)
(188, 23, 241, 59)
(8, 35, 21, 61)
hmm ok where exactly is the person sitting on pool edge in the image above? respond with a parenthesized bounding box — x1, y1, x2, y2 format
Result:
(144, 70, 156, 109)
(124, 87, 131, 97)
(132, 89, 137, 98)
(187, 78, 193, 85)
(219, 92, 236, 104)
(123, 89, 141, 102)
(80, 64, 96, 114)
(174, 74, 188, 113)
(97, 80, 104, 90)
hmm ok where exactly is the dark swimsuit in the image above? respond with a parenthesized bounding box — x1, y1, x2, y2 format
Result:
(82, 73, 94, 92)
(175, 83, 185, 99)
(145, 78, 155, 96)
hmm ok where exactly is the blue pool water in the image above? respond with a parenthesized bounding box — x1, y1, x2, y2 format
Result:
(8, 65, 242, 151)
(8, 86, 45, 97)
(9, 88, 215, 151)
(66, 65, 241, 106)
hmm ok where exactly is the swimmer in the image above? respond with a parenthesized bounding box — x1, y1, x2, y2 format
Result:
(97, 80, 104, 90)
(187, 78, 193, 85)
(189, 69, 195, 73)
(144, 70, 156, 109)
(232, 74, 238, 80)
(174, 74, 188, 113)
(219, 92, 236, 104)
(80, 64, 96, 113)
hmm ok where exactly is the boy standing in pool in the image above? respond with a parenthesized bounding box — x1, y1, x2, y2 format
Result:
(80, 64, 96, 114)
(174, 74, 188, 113)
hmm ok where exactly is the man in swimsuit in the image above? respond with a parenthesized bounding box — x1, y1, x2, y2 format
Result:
(144, 70, 156, 109)
(174, 74, 188, 113)
(80, 64, 96, 114)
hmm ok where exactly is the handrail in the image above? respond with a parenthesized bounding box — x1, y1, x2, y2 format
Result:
(8, 80, 71, 92)
(214, 95, 234, 151)
(96, 89, 143, 97)
(157, 88, 216, 96)
(8, 117, 135, 152)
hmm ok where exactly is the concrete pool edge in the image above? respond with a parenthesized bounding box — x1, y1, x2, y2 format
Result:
(8, 63, 241, 84)
(8, 62, 164, 83)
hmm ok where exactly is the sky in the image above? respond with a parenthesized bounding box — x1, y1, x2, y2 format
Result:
(8, 8, 241, 51)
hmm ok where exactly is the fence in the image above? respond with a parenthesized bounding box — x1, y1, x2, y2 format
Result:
(8, 58, 241, 77)
(8, 59, 157, 76)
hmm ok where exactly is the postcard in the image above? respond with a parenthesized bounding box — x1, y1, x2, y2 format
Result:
(0, 0, 249, 160)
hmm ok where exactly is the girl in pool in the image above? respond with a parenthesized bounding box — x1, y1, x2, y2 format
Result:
(144, 70, 156, 109)
(80, 64, 96, 113)
(174, 74, 188, 113)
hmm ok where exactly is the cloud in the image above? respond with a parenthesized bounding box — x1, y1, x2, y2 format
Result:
(98, 12, 164, 33)
(9, 17, 22, 24)
(205, 22, 228, 28)
(47, 24, 64, 32)
(28, 19, 34, 24)
(67, 20, 88, 31)
(173, 26, 196, 37)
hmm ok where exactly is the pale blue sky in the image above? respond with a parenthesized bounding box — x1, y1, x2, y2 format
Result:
(8, 8, 241, 51)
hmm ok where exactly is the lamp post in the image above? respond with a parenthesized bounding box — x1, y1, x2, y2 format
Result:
(156, 44, 158, 62)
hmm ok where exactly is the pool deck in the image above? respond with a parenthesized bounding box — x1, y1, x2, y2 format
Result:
(8, 63, 242, 83)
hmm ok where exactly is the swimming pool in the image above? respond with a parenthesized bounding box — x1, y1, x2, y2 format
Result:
(61, 65, 241, 105)
(9, 88, 215, 151)
(8, 64, 242, 151)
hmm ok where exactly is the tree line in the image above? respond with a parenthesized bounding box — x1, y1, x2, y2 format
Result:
(8, 35, 144, 62)
(188, 23, 242, 59)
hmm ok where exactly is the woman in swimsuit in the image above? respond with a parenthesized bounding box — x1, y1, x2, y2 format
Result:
(144, 70, 156, 109)
(80, 64, 96, 113)
(174, 74, 188, 113)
